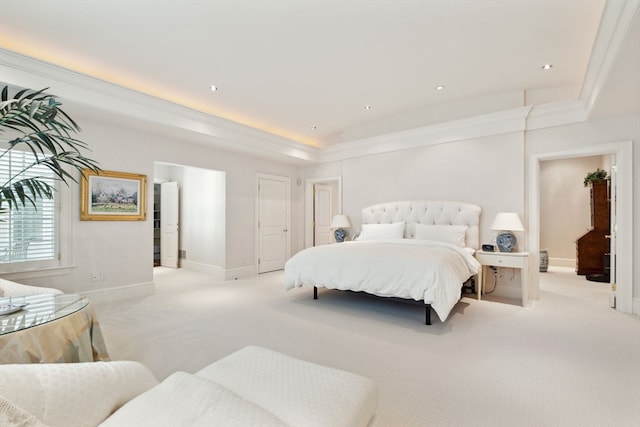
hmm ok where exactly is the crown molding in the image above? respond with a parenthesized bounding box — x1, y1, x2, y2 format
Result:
(0, 49, 319, 165)
(526, 99, 589, 130)
(579, 0, 640, 115)
(318, 106, 533, 163)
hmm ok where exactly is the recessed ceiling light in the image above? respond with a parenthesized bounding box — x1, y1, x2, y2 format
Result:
(435, 85, 445, 91)
(541, 64, 553, 70)
(364, 105, 372, 110)
(210, 85, 218, 91)
(311, 126, 317, 130)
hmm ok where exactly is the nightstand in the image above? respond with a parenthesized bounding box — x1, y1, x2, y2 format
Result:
(475, 250, 529, 306)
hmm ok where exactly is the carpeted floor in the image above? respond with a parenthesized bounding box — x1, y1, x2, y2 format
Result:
(94, 266, 640, 427)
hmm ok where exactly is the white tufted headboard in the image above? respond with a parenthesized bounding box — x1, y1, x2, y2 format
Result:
(361, 201, 482, 249)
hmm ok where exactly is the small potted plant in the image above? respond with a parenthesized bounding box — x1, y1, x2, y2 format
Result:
(583, 168, 608, 187)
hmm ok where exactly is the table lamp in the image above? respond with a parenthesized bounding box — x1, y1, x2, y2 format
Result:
(491, 212, 524, 252)
(330, 215, 351, 242)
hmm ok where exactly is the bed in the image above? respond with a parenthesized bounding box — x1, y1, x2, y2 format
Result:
(284, 201, 481, 324)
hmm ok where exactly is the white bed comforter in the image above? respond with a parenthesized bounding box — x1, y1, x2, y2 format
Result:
(285, 239, 480, 321)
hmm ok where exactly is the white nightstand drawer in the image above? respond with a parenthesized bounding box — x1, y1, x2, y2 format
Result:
(476, 253, 527, 268)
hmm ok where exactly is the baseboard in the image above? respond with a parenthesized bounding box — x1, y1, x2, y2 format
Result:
(81, 281, 155, 305)
(549, 258, 575, 268)
(179, 260, 256, 280)
(224, 266, 257, 280)
(180, 260, 226, 279)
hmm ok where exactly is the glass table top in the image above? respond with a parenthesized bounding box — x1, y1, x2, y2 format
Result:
(0, 294, 88, 336)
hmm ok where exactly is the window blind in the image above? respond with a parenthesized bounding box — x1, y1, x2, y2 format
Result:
(0, 150, 56, 263)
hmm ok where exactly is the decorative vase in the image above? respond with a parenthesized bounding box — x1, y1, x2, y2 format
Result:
(334, 228, 346, 242)
(539, 249, 549, 272)
(496, 232, 516, 252)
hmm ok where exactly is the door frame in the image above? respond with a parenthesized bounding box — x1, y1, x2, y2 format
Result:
(528, 140, 633, 313)
(255, 173, 291, 273)
(304, 176, 342, 248)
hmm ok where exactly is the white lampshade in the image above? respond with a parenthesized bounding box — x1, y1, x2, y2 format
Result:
(330, 215, 351, 229)
(491, 212, 524, 231)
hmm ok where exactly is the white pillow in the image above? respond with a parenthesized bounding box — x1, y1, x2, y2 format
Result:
(357, 222, 405, 240)
(414, 224, 468, 247)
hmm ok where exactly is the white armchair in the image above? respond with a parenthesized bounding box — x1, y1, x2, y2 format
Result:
(0, 346, 378, 427)
(0, 361, 158, 427)
(0, 278, 62, 298)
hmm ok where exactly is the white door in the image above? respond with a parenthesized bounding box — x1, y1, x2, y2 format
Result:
(161, 182, 179, 268)
(257, 175, 290, 273)
(314, 184, 333, 245)
(608, 160, 617, 308)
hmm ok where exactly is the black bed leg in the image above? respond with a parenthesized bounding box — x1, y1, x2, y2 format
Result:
(313, 286, 318, 300)
(425, 305, 432, 325)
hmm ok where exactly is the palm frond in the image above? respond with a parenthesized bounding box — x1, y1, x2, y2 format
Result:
(1, 85, 101, 213)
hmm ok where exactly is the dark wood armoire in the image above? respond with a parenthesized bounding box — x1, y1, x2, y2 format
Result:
(575, 180, 610, 275)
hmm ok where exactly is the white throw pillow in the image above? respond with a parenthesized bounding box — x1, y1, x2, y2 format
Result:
(414, 224, 468, 247)
(357, 222, 405, 240)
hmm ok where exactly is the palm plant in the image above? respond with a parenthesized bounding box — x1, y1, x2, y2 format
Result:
(0, 85, 100, 215)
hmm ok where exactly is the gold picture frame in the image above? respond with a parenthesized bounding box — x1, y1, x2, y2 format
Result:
(80, 169, 147, 221)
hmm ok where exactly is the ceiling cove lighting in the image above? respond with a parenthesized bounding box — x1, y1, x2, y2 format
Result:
(541, 64, 553, 70)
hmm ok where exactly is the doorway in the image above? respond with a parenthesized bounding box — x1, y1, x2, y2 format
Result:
(154, 162, 225, 274)
(304, 177, 342, 248)
(153, 183, 161, 266)
(313, 183, 333, 246)
(539, 155, 612, 301)
(529, 140, 633, 314)
(539, 155, 608, 269)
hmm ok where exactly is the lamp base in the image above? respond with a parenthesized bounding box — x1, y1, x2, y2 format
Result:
(334, 228, 346, 242)
(496, 231, 517, 252)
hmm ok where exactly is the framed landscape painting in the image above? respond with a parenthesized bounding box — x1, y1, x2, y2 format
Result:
(80, 170, 147, 221)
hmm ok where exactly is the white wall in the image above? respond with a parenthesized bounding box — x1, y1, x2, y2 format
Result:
(338, 132, 526, 246)
(12, 106, 300, 300)
(539, 155, 605, 267)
